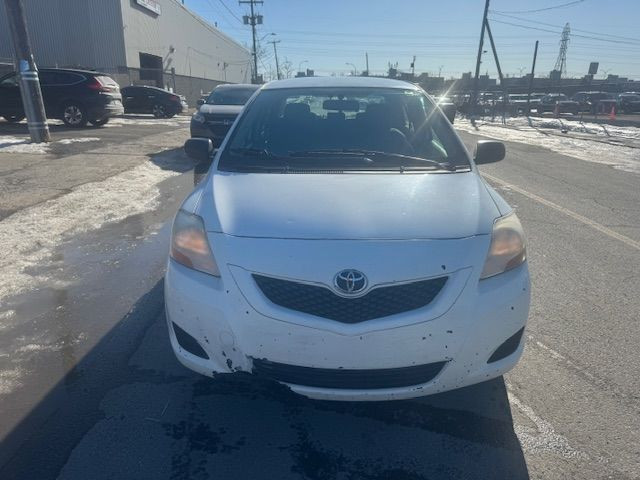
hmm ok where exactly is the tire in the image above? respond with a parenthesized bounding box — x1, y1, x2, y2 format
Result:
(165, 112, 176, 119)
(3, 114, 25, 123)
(61, 103, 88, 128)
(89, 117, 109, 127)
(152, 104, 167, 118)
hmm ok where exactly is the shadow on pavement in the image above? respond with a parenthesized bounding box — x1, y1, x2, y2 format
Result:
(0, 281, 529, 480)
(150, 146, 197, 174)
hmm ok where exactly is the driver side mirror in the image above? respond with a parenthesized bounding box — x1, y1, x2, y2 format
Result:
(440, 103, 456, 124)
(184, 138, 213, 162)
(474, 140, 505, 164)
(197, 99, 205, 107)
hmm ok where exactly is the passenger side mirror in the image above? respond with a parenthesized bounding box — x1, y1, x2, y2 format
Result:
(197, 99, 205, 106)
(440, 103, 456, 123)
(474, 140, 505, 164)
(184, 138, 213, 162)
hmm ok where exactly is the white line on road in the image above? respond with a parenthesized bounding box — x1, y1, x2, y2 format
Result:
(482, 172, 640, 251)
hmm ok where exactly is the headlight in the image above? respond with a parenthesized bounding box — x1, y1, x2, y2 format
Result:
(170, 210, 220, 277)
(192, 111, 205, 123)
(480, 212, 526, 279)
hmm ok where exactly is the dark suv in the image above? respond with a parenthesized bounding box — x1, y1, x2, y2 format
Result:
(0, 68, 123, 127)
(121, 85, 188, 118)
(190, 84, 260, 146)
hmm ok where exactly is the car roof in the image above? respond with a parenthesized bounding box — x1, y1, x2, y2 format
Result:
(214, 83, 260, 91)
(261, 76, 420, 91)
(40, 67, 109, 76)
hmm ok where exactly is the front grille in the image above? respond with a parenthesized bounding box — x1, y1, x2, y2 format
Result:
(252, 358, 447, 389)
(253, 274, 448, 323)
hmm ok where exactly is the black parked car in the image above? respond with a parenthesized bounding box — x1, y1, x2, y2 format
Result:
(121, 85, 188, 118)
(571, 91, 615, 114)
(190, 84, 260, 146)
(537, 93, 579, 114)
(617, 93, 640, 113)
(0, 68, 123, 127)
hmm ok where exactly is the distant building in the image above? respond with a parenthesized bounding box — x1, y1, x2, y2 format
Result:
(0, 0, 252, 104)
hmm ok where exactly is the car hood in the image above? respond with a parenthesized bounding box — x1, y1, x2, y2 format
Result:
(208, 171, 500, 240)
(198, 104, 243, 115)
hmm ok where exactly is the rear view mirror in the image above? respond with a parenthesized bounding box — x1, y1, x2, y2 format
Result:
(323, 99, 360, 111)
(474, 140, 505, 164)
(440, 103, 456, 123)
(197, 99, 205, 106)
(184, 138, 213, 162)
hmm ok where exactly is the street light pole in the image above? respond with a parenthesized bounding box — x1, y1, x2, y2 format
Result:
(4, 0, 50, 143)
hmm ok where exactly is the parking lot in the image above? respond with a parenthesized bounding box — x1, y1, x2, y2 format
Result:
(0, 111, 638, 479)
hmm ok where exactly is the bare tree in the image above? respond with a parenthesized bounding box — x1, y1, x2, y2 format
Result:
(281, 57, 294, 79)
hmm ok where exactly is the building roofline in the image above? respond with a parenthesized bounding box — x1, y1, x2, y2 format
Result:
(170, 0, 250, 55)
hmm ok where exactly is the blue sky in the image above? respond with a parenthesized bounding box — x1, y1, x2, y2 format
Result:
(184, 0, 640, 79)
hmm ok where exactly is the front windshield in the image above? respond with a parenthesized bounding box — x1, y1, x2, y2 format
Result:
(206, 87, 256, 105)
(219, 87, 470, 172)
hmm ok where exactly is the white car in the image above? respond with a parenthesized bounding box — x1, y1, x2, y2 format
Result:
(166, 76, 530, 401)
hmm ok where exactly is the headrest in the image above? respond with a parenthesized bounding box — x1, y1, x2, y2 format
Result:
(284, 102, 311, 118)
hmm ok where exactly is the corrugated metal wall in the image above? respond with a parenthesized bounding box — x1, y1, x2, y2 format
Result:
(119, 0, 251, 83)
(0, 0, 126, 71)
(0, 0, 249, 83)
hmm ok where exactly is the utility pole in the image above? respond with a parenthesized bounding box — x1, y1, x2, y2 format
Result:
(411, 55, 416, 77)
(4, 0, 50, 142)
(365, 52, 369, 76)
(269, 39, 281, 80)
(239, 0, 263, 84)
(526, 40, 539, 116)
(484, 19, 507, 119)
(470, 0, 490, 120)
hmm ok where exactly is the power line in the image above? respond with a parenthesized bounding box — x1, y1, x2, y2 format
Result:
(490, 11, 640, 44)
(492, 0, 586, 14)
(489, 18, 640, 46)
(217, 0, 243, 23)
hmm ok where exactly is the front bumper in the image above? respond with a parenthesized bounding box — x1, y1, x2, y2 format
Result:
(88, 100, 124, 120)
(165, 241, 530, 401)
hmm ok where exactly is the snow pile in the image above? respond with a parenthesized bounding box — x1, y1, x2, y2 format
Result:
(0, 136, 50, 154)
(57, 137, 100, 144)
(106, 116, 190, 128)
(0, 161, 181, 301)
(456, 118, 640, 174)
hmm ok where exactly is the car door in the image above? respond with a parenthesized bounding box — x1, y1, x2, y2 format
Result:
(0, 73, 24, 117)
(37, 71, 63, 116)
(122, 86, 142, 113)
(141, 87, 159, 113)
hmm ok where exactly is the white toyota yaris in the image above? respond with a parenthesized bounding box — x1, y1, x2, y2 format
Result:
(165, 77, 530, 401)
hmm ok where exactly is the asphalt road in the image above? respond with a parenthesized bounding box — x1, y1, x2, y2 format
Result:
(0, 124, 639, 479)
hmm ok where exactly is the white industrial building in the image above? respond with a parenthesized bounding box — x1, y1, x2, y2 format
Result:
(0, 0, 252, 103)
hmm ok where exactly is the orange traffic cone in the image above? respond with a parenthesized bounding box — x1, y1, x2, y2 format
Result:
(609, 105, 616, 121)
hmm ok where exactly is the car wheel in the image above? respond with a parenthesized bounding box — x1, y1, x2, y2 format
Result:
(165, 112, 176, 119)
(62, 103, 88, 128)
(89, 117, 109, 127)
(152, 104, 166, 118)
(3, 114, 25, 123)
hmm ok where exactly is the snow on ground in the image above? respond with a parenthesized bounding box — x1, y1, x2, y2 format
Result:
(57, 137, 100, 144)
(105, 116, 190, 128)
(0, 136, 50, 154)
(456, 117, 640, 174)
(0, 136, 103, 153)
(0, 161, 180, 303)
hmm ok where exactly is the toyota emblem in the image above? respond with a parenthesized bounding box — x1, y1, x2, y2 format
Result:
(334, 269, 368, 295)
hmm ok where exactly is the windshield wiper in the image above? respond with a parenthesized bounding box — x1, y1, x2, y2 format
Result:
(228, 147, 280, 159)
(288, 149, 456, 171)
